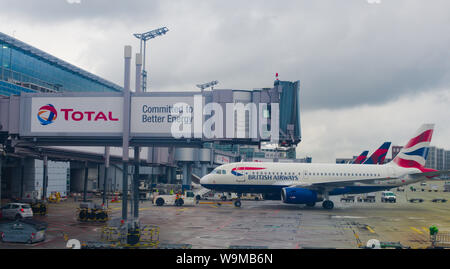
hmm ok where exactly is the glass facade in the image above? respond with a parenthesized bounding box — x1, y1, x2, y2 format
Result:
(0, 32, 122, 96)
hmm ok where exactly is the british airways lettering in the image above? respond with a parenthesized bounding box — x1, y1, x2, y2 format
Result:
(248, 174, 299, 181)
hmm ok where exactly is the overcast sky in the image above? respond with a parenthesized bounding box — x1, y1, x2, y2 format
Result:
(1, 0, 449, 162)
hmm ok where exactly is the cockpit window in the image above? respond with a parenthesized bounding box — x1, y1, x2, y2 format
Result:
(221, 170, 226, 174)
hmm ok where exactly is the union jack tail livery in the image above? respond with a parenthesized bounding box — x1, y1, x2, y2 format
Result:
(390, 124, 434, 172)
(352, 151, 369, 164)
(363, 142, 391, 165)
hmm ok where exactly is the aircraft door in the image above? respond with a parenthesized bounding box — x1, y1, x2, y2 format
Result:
(303, 170, 309, 181)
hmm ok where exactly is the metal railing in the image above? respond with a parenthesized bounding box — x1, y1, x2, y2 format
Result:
(431, 232, 450, 248)
(0, 66, 59, 93)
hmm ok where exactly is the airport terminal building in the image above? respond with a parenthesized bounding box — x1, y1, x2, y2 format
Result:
(0, 32, 123, 199)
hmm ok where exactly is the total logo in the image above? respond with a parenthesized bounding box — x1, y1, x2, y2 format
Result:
(37, 104, 119, 126)
(37, 104, 58, 125)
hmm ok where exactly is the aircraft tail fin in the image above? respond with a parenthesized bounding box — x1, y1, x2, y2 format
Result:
(362, 142, 391, 165)
(389, 124, 434, 172)
(352, 151, 369, 164)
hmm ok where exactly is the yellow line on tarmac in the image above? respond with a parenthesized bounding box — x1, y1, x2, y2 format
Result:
(366, 226, 376, 234)
(410, 227, 423, 234)
(422, 227, 429, 233)
(139, 207, 153, 211)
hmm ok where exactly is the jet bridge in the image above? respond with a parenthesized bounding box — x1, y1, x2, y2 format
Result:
(0, 79, 301, 148)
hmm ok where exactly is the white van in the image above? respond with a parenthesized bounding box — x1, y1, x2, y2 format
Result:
(381, 191, 397, 203)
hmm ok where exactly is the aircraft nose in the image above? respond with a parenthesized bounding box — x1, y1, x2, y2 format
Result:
(200, 175, 209, 186)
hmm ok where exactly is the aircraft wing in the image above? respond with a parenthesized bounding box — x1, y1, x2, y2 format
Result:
(288, 176, 393, 190)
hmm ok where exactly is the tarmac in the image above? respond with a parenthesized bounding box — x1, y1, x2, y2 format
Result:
(0, 181, 449, 249)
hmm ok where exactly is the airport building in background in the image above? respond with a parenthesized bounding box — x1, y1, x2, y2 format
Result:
(0, 32, 122, 96)
(0, 32, 124, 199)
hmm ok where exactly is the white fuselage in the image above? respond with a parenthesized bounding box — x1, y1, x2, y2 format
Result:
(200, 162, 425, 196)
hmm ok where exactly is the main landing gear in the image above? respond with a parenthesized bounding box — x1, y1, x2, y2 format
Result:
(321, 192, 334, 210)
(322, 200, 334, 210)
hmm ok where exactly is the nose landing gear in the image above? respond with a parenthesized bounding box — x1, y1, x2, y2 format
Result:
(234, 193, 242, 208)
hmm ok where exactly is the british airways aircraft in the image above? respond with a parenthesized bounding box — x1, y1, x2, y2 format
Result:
(351, 151, 369, 164)
(201, 124, 448, 209)
(362, 142, 391, 165)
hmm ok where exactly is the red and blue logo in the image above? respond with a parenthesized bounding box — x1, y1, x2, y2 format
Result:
(393, 127, 435, 173)
(37, 104, 58, 126)
(231, 167, 266, 176)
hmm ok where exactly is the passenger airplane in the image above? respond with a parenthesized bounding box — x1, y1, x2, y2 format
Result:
(362, 142, 391, 165)
(201, 124, 448, 209)
(351, 151, 369, 164)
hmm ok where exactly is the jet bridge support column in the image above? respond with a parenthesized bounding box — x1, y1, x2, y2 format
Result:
(103, 147, 110, 206)
(20, 159, 25, 200)
(171, 167, 177, 184)
(0, 156, 2, 207)
(42, 155, 48, 200)
(133, 147, 140, 219)
(166, 166, 172, 184)
(198, 148, 211, 177)
(181, 163, 191, 192)
(83, 161, 88, 202)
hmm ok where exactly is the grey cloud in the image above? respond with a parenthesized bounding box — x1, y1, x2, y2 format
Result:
(2, 0, 450, 112)
(1, 0, 163, 23)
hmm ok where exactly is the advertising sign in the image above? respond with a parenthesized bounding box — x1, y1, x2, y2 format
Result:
(20, 94, 123, 137)
(131, 94, 204, 139)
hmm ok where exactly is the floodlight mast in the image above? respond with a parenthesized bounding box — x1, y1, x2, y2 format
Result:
(133, 27, 169, 92)
(196, 80, 219, 91)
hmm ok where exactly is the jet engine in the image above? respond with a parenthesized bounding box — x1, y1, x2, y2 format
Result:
(281, 187, 321, 204)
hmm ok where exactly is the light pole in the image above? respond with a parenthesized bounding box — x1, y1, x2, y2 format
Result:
(133, 27, 169, 92)
(196, 80, 219, 91)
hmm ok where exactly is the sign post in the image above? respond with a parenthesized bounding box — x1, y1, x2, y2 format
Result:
(122, 45, 132, 221)
(133, 53, 142, 219)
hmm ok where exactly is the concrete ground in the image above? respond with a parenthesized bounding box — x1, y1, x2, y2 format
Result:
(0, 181, 449, 249)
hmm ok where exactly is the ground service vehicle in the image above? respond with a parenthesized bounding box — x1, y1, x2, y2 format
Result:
(1, 203, 33, 220)
(381, 191, 397, 203)
(153, 191, 198, 207)
(199, 192, 238, 201)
